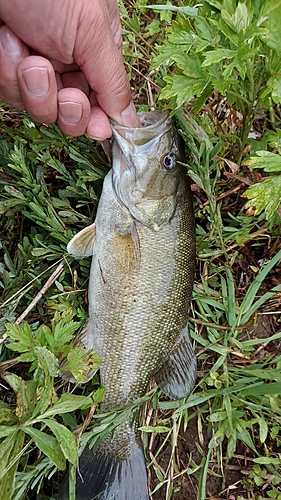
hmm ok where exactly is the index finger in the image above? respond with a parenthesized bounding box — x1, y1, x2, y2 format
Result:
(74, 0, 139, 127)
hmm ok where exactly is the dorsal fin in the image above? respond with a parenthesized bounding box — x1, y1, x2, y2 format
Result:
(67, 223, 96, 257)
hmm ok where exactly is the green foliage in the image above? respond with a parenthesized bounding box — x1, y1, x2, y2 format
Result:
(0, 304, 101, 499)
(5, 306, 102, 382)
(243, 150, 281, 218)
(151, 0, 281, 159)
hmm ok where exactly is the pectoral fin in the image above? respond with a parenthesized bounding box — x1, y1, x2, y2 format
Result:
(154, 326, 197, 400)
(67, 223, 96, 257)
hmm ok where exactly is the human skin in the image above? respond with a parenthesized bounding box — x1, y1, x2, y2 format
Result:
(0, 0, 139, 139)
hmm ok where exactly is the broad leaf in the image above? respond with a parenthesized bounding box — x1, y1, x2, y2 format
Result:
(35, 393, 93, 420)
(41, 419, 78, 465)
(24, 427, 66, 470)
(0, 430, 25, 500)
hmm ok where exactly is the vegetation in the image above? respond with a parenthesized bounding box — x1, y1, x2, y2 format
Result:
(0, 0, 281, 499)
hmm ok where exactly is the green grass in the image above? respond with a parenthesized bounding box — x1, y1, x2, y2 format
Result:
(1, 1, 281, 499)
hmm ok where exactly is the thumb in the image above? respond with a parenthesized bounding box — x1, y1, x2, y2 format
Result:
(75, 0, 139, 127)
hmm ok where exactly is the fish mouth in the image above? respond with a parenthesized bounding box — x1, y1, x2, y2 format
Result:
(111, 110, 172, 147)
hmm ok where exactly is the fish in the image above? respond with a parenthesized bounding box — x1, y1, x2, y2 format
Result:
(62, 110, 196, 500)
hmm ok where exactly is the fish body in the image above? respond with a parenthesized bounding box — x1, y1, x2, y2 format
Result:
(64, 111, 196, 499)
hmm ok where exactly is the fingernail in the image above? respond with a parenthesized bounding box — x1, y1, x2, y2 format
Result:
(0, 26, 23, 56)
(22, 67, 49, 97)
(59, 101, 83, 124)
(120, 101, 140, 127)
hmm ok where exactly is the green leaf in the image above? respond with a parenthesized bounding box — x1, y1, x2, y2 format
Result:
(41, 419, 78, 465)
(258, 418, 268, 444)
(271, 75, 281, 104)
(61, 345, 102, 383)
(253, 457, 281, 465)
(2, 373, 29, 419)
(31, 376, 57, 420)
(244, 151, 281, 172)
(93, 387, 106, 405)
(239, 250, 281, 320)
(24, 426, 66, 470)
(145, 4, 198, 16)
(0, 430, 25, 499)
(34, 393, 93, 420)
(221, 0, 253, 33)
(0, 408, 17, 425)
(5, 322, 35, 352)
(202, 48, 236, 66)
(0, 425, 18, 440)
(237, 427, 257, 454)
(244, 175, 281, 219)
(52, 319, 80, 348)
(263, 1, 281, 51)
(139, 425, 171, 433)
(242, 382, 281, 396)
(160, 75, 196, 108)
(33, 345, 59, 377)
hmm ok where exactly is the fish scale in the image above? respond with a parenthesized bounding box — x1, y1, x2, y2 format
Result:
(60, 110, 196, 500)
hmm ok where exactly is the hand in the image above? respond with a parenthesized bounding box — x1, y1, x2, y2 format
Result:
(0, 0, 139, 139)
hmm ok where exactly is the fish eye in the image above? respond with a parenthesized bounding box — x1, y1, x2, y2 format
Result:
(162, 152, 177, 172)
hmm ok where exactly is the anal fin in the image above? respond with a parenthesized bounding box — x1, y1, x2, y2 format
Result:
(154, 326, 196, 400)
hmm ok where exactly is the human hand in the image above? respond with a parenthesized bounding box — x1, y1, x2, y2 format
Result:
(0, 0, 139, 139)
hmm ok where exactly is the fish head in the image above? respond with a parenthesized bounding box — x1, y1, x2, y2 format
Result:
(111, 111, 185, 231)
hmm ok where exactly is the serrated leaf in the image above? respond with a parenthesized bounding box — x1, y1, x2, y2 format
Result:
(61, 345, 102, 383)
(24, 427, 66, 470)
(41, 419, 78, 465)
(244, 151, 281, 172)
(221, 0, 252, 33)
(53, 319, 80, 348)
(173, 55, 203, 78)
(160, 75, 196, 108)
(202, 48, 236, 66)
(5, 322, 35, 352)
(244, 175, 281, 219)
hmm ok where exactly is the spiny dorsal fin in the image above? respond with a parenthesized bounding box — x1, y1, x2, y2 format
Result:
(67, 223, 96, 257)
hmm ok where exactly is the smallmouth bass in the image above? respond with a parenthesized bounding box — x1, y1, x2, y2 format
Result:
(63, 110, 196, 500)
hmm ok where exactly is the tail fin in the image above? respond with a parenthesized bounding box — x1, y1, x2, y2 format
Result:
(59, 444, 149, 500)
